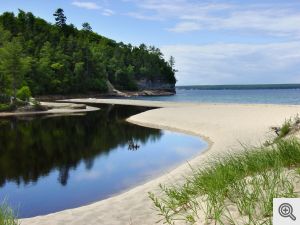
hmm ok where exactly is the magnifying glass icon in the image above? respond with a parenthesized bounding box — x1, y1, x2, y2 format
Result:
(279, 203, 296, 221)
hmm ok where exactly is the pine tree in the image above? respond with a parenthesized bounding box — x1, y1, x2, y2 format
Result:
(169, 56, 178, 73)
(53, 8, 67, 27)
(82, 22, 92, 32)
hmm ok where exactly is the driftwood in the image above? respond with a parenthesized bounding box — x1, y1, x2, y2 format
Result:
(271, 126, 280, 136)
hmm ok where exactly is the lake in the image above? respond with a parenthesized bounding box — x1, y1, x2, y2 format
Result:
(0, 104, 207, 218)
(132, 85, 300, 105)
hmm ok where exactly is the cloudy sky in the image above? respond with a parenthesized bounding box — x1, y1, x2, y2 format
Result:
(1, 0, 300, 85)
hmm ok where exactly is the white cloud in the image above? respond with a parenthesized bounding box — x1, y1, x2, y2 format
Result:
(161, 42, 300, 85)
(212, 9, 300, 37)
(168, 22, 201, 32)
(102, 9, 115, 16)
(125, 0, 300, 37)
(126, 12, 163, 21)
(125, 0, 226, 21)
(72, 1, 101, 10)
(71, 1, 115, 16)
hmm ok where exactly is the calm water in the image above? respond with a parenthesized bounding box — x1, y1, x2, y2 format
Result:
(0, 105, 206, 218)
(133, 85, 300, 105)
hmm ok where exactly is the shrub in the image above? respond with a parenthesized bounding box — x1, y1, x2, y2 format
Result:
(0, 104, 16, 112)
(16, 86, 31, 101)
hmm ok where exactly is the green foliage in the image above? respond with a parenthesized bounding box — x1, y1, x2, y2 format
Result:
(0, 37, 31, 98)
(0, 201, 19, 225)
(150, 138, 300, 224)
(88, 78, 108, 92)
(0, 104, 15, 112)
(16, 86, 31, 101)
(279, 120, 292, 138)
(0, 95, 16, 112)
(0, 10, 176, 96)
(0, 24, 10, 44)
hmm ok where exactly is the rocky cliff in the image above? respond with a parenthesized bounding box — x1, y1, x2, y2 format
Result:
(136, 79, 176, 93)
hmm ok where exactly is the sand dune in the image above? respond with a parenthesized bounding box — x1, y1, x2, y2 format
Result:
(20, 100, 300, 225)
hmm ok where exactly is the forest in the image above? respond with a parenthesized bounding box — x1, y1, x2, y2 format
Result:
(0, 9, 176, 99)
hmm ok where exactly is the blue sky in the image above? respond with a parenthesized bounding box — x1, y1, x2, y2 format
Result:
(1, 0, 300, 85)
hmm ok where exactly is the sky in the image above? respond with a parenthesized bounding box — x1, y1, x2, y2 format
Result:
(1, 0, 300, 85)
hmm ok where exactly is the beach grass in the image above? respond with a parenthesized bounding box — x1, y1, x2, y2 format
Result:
(149, 137, 300, 224)
(275, 115, 300, 140)
(273, 119, 292, 141)
(0, 201, 19, 225)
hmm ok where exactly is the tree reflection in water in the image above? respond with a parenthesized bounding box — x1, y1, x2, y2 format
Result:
(0, 105, 161, 187)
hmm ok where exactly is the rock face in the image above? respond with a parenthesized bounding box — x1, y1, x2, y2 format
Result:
(106, 80, 176, 97)
(136, 79, 176, 93)
(135, 90, 175, 96)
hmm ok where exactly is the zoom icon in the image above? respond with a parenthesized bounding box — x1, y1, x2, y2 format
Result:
(278, 203, 296, 221)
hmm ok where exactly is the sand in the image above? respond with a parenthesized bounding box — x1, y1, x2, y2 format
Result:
(20, 100, 300, 225)
(0, 102, 99, 117)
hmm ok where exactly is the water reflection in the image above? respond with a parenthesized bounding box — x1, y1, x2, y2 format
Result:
(0, 105, 206, 218)
(0, 105, 161, 187)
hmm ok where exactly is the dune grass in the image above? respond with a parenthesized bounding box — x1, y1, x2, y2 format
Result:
(278, 120, 291, 138)
(275, 115, 300, 140)
(274, 119, 292, 141)
(0, 201, 18, 225)
(149, 138, 300, 225)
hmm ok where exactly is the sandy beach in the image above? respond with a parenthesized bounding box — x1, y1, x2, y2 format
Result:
(20, 100, 300, 225)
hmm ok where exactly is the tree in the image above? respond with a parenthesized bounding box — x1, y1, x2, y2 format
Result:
(139, 43, 147, 51)
(82, 22, 92, 32)
(0, 25, 11, 94)
(0, 38, 30, 99)
(169, 56, 178, 73)
(35, 41, 54, 94)
(0, 24, 10, 47)
(0, 12, 16, 34)
(53, 8, 67, 27)
(0, 67, 10, 95)
(0, 10, 176, 96)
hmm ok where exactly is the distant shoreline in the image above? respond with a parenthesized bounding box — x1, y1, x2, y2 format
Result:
(177, 83, 300, 90)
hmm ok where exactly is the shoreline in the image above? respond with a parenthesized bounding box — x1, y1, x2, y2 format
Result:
(0, 102, 100, 117)
(35, 90, 175, 102)
(17, 99, 300, 225)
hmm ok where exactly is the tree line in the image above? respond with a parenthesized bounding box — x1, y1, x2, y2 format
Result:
(0, 9, 176, 98)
